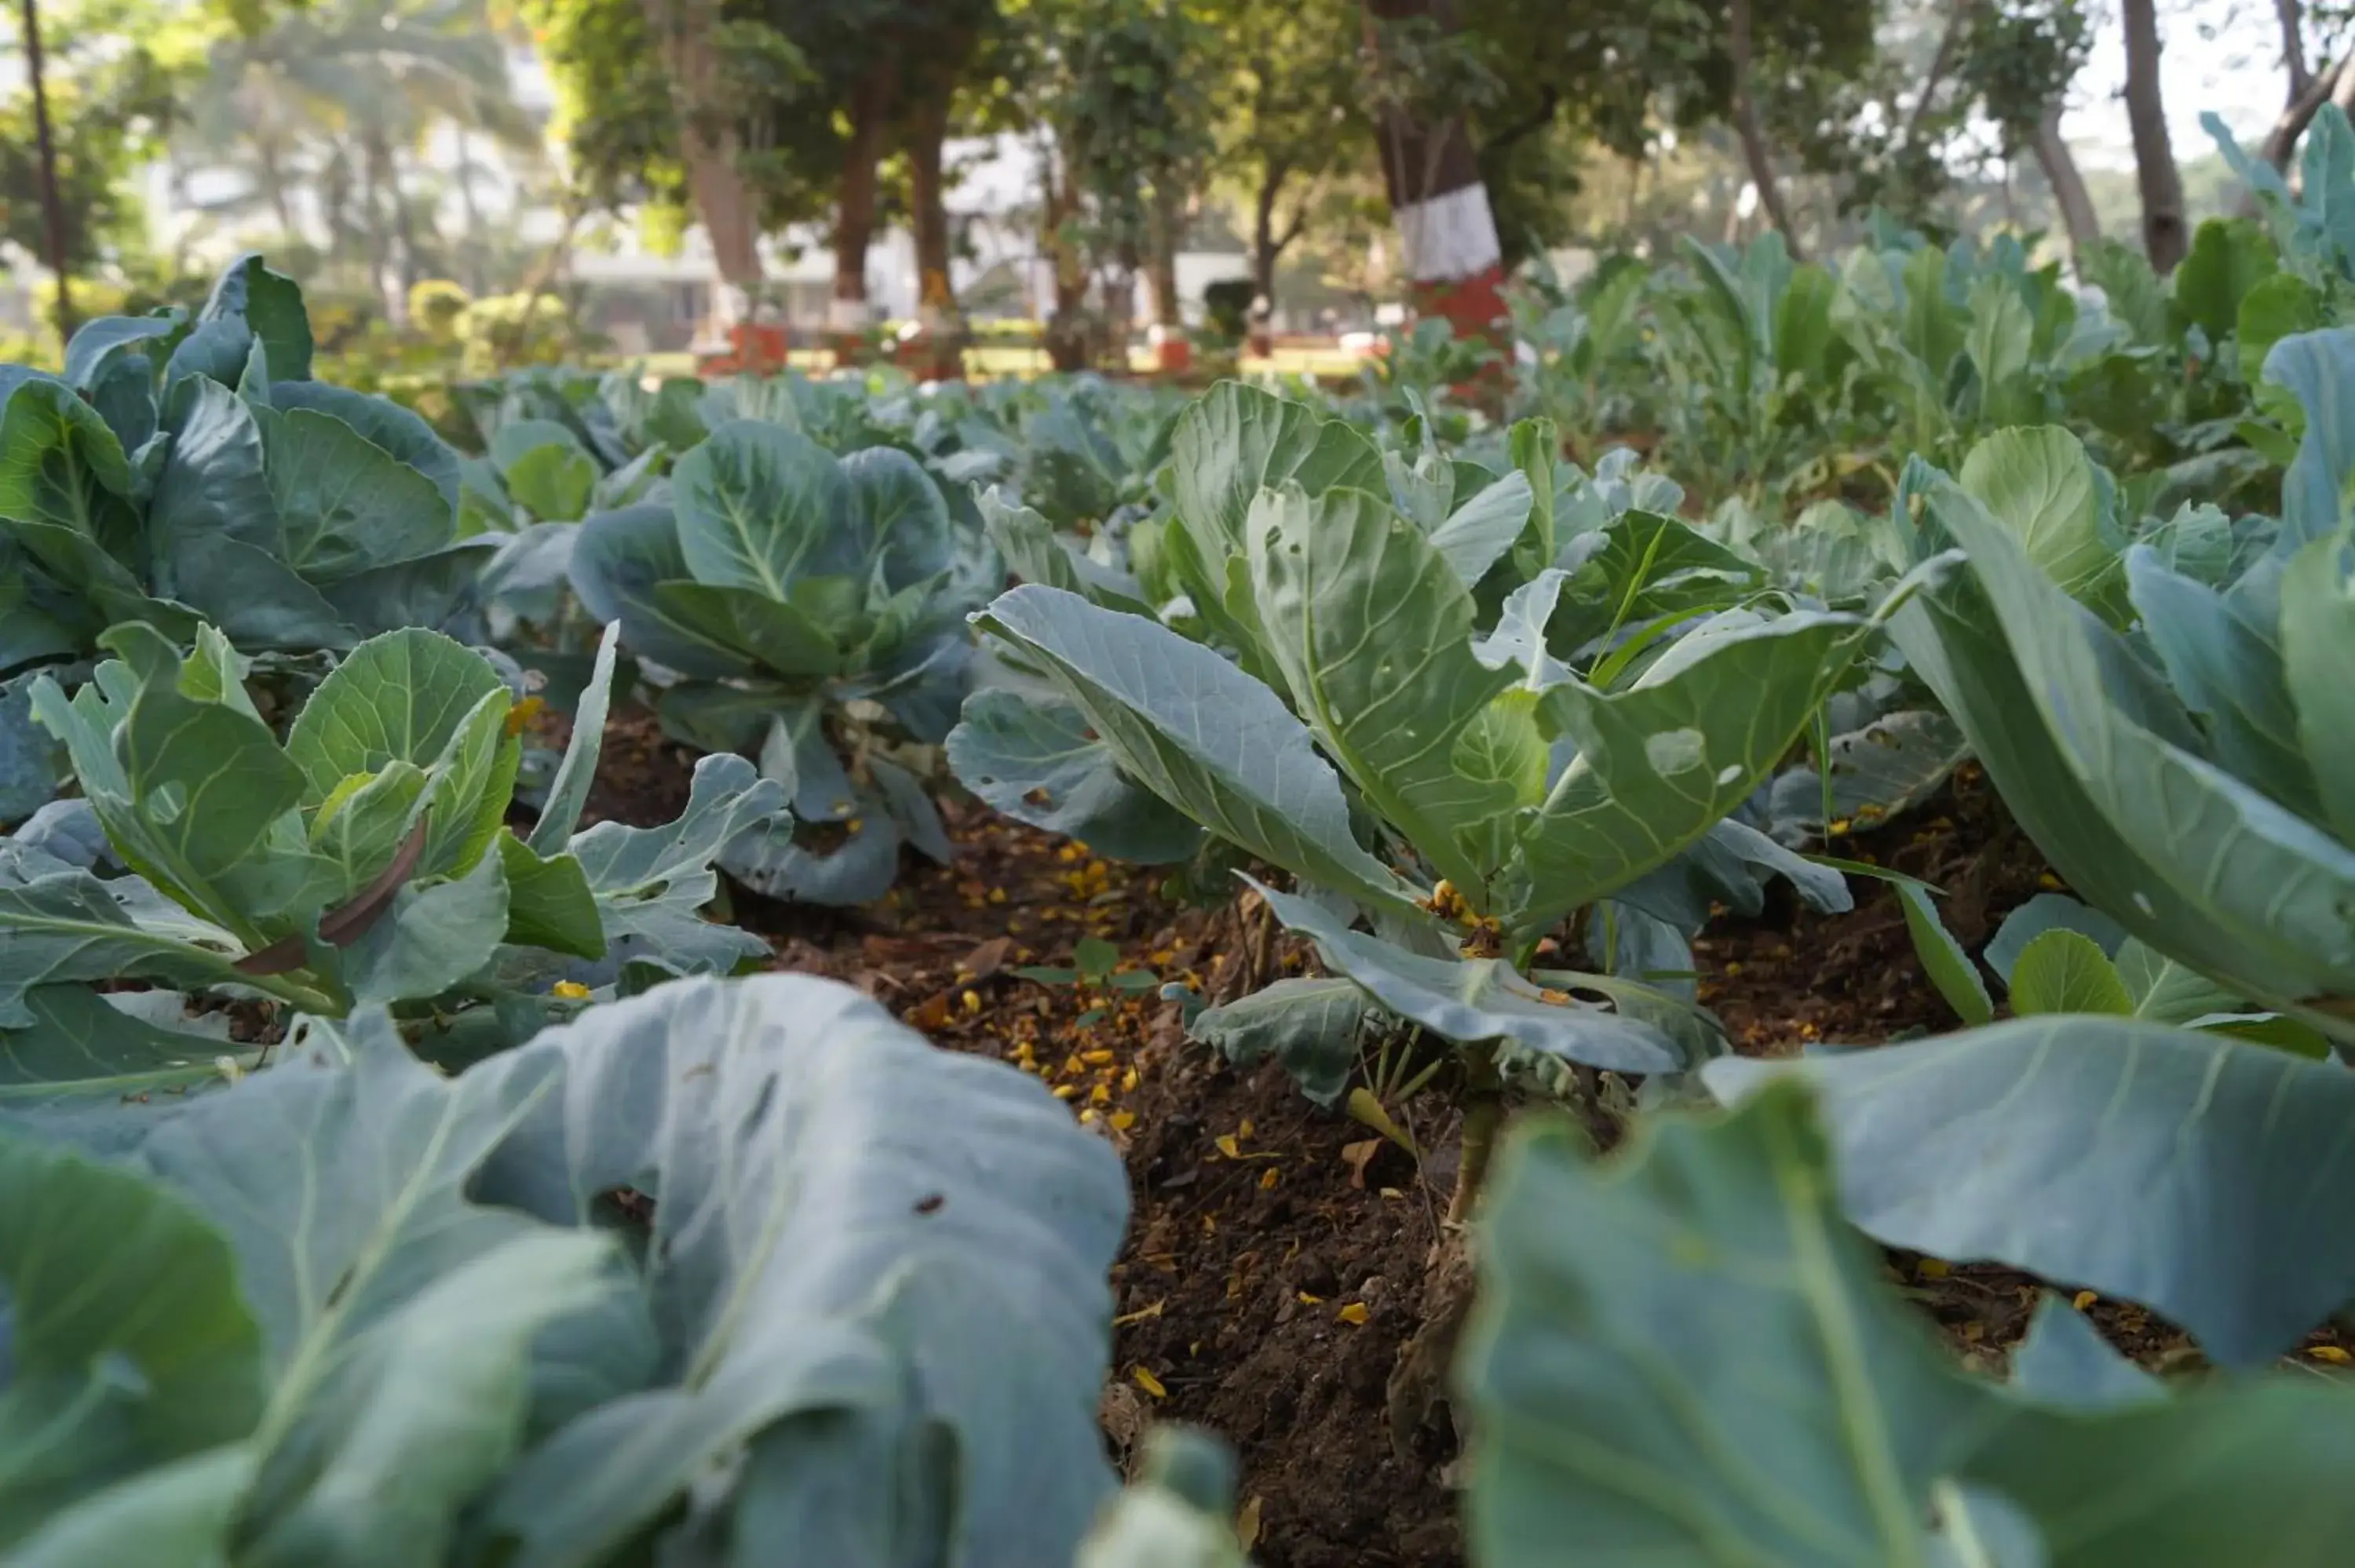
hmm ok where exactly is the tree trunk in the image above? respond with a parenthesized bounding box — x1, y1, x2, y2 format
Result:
(19, 0, 72, 337)
(453, 126, 487, 295)
(904, 88, 962, 379)
(360, 132, 392, 316)
(1042, 155, 1090, 372)
(1365, 0, 1507, 343)
(641, 0, 765, 337)
(1250, 163, 1287, 354)
(2277, 0, 2311, 100)
(2258, 55, 2344, 171)
(1904, 0, 1979, 149)
(832, 60, 894, 361)
(2120, 0, 2189, 272)
(372, 132, 422, 315)
(1145, 188, 1188, 370)
(257, 133, 298, 242)
(2033, 104, 2102, 263)
(1727, 0, 1805, 259)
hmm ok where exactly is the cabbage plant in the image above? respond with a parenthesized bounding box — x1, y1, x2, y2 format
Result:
(955, 383, 1890, 1207)
(0, 621, 782, 1080)
(0, 253, 489, 818)
(568, 420, 994, 906)
(0, 973, 1127, 1567)
(1460, 1076, 2355, 1566)
(1689, 334, 2355, 1375)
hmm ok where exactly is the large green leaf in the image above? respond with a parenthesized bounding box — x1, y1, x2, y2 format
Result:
(973, 585, 1418, 917)
(1955, 426, 2115, 603)
(1509, 611, 1867, 941)
(338, 848, 512, 1005)
(464, 974, 1128, 1566)
(269, 381, 460, 513)
(672, 421, 856, 597)
(1168, 381, 1382, 560)
(0, 1132, 266, 1545)
(0, 986, 244, 1106)
(566, 753, 784, 976)
(1704, 1017, 2355, 1366)
(260, 406, 454, 581)
(1187, 975, 1374, 1106)
(33, 625, 305, 927)
(0, 867, 252, 1027)
(1917, 476, 2355, 1012)
(2276, 531, 2355, 845)
(568, 503, 758, 680)
(2123, 545, 2318, 819)
(1247, 484, 1515, 896)
(2008, 930, 2135, 1015)
(977, 487, 1154, 614)
(2174, 217, 2277, 344)
(0, 377, 140, 566)
(945, 687, 1204, 864)
(652, 580, 847, 678)
(1463, 1084, 1999, 1567)
(2266, 330, 2355, 549)
(148, 377, 283, 573)
(525, 622, 621, 858)
(842, 445, 956, 588)
(199, 253, 312, 382)
(1463, 1078, 2355, 1567)
(1251, 881, 1688, 1072)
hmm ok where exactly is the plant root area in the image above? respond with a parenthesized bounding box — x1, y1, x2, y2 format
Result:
(578, 710, 2353, 1567)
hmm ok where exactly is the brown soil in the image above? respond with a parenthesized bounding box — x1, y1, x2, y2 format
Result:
(568, 708, 2349, 1566)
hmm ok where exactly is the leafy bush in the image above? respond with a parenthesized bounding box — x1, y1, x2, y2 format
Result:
(0, 253, 491, 819)
(1683, 333, 2355, 1380)
(0, 621, 782, 1067)
(0, 973, 1128, 1566)
(1461, 1076, 2355, 1563)
(571, 420, 996, 904)
(955, 383, 1890, 1213)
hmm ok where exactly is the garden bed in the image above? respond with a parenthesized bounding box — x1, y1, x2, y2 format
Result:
(566, 705, 2355, 1567)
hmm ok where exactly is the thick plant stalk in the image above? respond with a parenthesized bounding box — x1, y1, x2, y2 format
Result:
(1444, 1044, 1503, 1227)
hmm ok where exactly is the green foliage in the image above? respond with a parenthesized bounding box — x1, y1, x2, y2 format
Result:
(0, 618, 783, 1054)
(0, 974, 1129, 1567)
(569, 407, 996, 905)
(958, 382, 1878, 1096)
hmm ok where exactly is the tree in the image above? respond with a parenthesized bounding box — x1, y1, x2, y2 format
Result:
(530, 0, 834, 326)
(180, 0, 542, 311)
(2, 0, 232, 329)
(1204, 0, 1364, 326)
(2120, 0, 2188, 271)
(1364, 0, 1510, 341)
(1959, 0, 2100, 261)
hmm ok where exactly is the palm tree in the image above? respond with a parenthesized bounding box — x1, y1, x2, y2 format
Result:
(175, 0, 545, 308)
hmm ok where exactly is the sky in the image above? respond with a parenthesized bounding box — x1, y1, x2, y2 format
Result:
(2066, 0, 2297, 169)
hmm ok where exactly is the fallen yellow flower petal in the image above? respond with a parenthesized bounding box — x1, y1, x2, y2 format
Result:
(551, 980, 592, 1000)
(2072, 1289, 2099, 1311)
(1131, 1366, 1167, 1398)
(1336, 1302, 1370, 1326)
